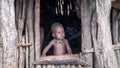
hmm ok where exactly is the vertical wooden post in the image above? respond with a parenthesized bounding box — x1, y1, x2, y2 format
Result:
(15, 0, 19, 66)
(35, 0, 41, 68)
(96, 0, 118, 68)
(112, 9, 120, 67)
(0, 35, 2, 68)
(19, 36, 26, 68)
(80, 0, 94, 68)
(0, 0, 17, 68)
(91, 11, 104, 68)
(25, 25, 29, 68)
(26, 0, 34, 68)
(0, 48, 2, 68)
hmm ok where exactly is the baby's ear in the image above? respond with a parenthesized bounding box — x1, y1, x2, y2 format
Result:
(52, 33, 55, 37)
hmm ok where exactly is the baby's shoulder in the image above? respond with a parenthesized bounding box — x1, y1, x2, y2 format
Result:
(50, 39, 56, 43)
(63, 39, 68, 42)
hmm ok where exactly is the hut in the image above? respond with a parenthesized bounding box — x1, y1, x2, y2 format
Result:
(0, 0, 120, 68)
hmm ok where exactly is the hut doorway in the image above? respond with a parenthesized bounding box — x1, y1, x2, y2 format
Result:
(40, 0, 81, 55)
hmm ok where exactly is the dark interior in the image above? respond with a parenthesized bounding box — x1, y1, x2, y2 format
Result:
(40, 0, 81, 55)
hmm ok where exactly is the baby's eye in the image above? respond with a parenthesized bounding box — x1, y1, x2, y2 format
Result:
(58, 32, 61, 34)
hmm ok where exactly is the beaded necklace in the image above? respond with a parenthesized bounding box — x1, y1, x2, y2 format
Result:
(54, 38, 64, 44)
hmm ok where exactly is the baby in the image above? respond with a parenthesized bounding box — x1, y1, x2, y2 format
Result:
(42, 23, 72, 56)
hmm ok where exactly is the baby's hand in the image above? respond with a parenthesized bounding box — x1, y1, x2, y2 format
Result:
(68, 49, 72, 55)
(41, 54, 46, 57)
(68, 52, 72, 55)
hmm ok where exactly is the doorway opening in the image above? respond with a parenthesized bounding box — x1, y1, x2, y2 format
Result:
(40, 0, 81, 55)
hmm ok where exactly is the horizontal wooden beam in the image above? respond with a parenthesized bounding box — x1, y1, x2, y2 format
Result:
(33, 58, 89, 67)
(83, 48, 94, 53)
(17, 43, 32, 48)
(0, 43, 32, 48)
(113, 43, 120, 50)
(82, 43, 120, 53)
(112, 1, 120, 10)
(40, 54, 79, 60)
(33, 54, 89, 67)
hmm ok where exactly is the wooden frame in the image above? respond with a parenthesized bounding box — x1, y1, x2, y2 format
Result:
(33, 54, 89, 67)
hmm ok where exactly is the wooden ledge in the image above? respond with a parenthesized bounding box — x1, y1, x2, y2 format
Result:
(40, 54, 79, 60)
(33, 54, 90, 67)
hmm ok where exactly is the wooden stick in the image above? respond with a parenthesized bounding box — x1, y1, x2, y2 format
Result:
(83, 48, 94, 53)
(19, 36, 25, 68)
(71, 65, 75, 68)
(0, 45, 2, 47)
(0, 47, 2, 68)
(82, 43, 120, 53)
(116, 12, 120, 20)
(51, 64, 55, 68)
(17, 43, 32, 48)
(0, 43, 3, 45)
(25, 25, 29, 68)
(113, 43, 120, 50)
(66, 65, 70, 68)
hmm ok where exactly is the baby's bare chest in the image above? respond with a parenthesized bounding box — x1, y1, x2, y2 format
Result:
(53, 39, 66, 48)
(53, 43, 65, 48)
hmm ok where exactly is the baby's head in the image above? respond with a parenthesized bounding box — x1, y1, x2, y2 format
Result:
(51, 23, 65, 39)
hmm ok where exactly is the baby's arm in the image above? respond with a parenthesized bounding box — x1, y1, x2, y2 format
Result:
(42, 40, 54, 56)
(65, 39, 72, 54)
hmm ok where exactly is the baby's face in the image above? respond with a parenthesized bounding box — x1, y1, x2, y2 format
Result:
(54, 27, 65, 40)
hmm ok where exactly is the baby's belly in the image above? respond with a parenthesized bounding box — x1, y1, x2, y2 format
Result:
(54, 46, 65, 55)
(54, 50, 65, 55)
